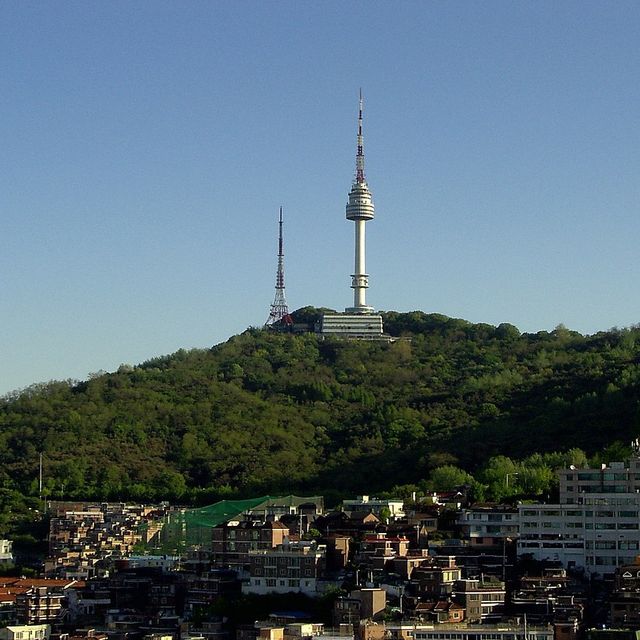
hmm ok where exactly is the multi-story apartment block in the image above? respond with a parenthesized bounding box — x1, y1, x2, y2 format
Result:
(559, 459, 640, 503)
(452, 578, 505, 622)
(456, 505, 518, 547)
(183, 569, 240, 615)
(518, 455, 640, 575)
(15, 587, 66, 626)
(211, 521, 289, 573)
(517, 499, 640, 573)
(408, 557, 462, 600)
(70, 580, 112, 625)
(244, 541, 326, 596)
(356, 534, 410, 571)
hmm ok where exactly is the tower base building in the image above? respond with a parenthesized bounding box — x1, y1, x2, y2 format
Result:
(317, 313, 387, 340)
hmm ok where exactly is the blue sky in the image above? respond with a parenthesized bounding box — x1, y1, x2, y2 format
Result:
(2, 1, 640, 394)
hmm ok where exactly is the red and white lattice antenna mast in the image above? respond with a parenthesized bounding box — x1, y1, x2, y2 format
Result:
(265, 207, 291, 326)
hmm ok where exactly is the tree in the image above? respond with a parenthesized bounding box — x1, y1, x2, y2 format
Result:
(428, 465, 474, 492)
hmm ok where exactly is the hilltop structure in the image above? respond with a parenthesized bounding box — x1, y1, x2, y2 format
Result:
(345, 89, 376, 315)
(265, 207, 291, 327)
(320, 92, 386, 340)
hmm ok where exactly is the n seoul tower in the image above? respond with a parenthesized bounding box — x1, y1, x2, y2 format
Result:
(345, 89, 375, 314)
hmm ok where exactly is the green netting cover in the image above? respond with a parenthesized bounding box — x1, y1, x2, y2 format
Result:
(150, 495, 323, 552)
(184, 496, 271, 528)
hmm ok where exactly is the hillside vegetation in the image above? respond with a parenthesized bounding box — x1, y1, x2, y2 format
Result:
(1, 309, 640, 513)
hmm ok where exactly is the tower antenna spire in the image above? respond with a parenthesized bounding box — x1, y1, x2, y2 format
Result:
(356, 88, 365, 184)
(265, 206, 291, 326)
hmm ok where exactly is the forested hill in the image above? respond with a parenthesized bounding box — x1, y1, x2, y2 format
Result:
(2, 308, 640, 505)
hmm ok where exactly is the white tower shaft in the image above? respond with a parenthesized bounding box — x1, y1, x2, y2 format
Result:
(353, 219, 367, 309)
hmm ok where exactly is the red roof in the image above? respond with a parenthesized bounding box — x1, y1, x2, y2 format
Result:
(0, 578, 78, 589)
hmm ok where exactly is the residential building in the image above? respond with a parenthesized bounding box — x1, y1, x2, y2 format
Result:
(211, 521, 289, 573)
(313, 511, 381, 538)
(452, 578, 505, 622)
(456, 505, 518, 547)
(244, 540, 326, 596)
(403, 623, 553, 640)
(517, 495, 640, 574)
(356, 534, 410, 571)
(516, 454, 640, 576)
(0, 540, 13, 567)
(342, 496, 404, 521)
(0, 625, 51, 640)
(183, 569, 240, 615)
(241, 497, 324, 521)
(610, 558, 640, 627)
(45, 502, 170, 579)
(391, 550, 432, 581)
(325, 536, 350, 570)
(408, 557, 462, 600)
(410, 601, 465, 624)
(15, 587, 66, 626)
(333, 589, 386, 625)
(559, 459, 640, 503)
(124, 556, 180, 572)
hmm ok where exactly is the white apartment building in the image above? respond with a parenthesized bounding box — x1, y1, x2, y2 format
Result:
(518, 455, 640, 575)
(457, 507, 518, 546)
(559, 459, 640, 503)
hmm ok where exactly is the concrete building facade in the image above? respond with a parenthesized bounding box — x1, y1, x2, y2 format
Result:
(244, 541, 326, 596)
